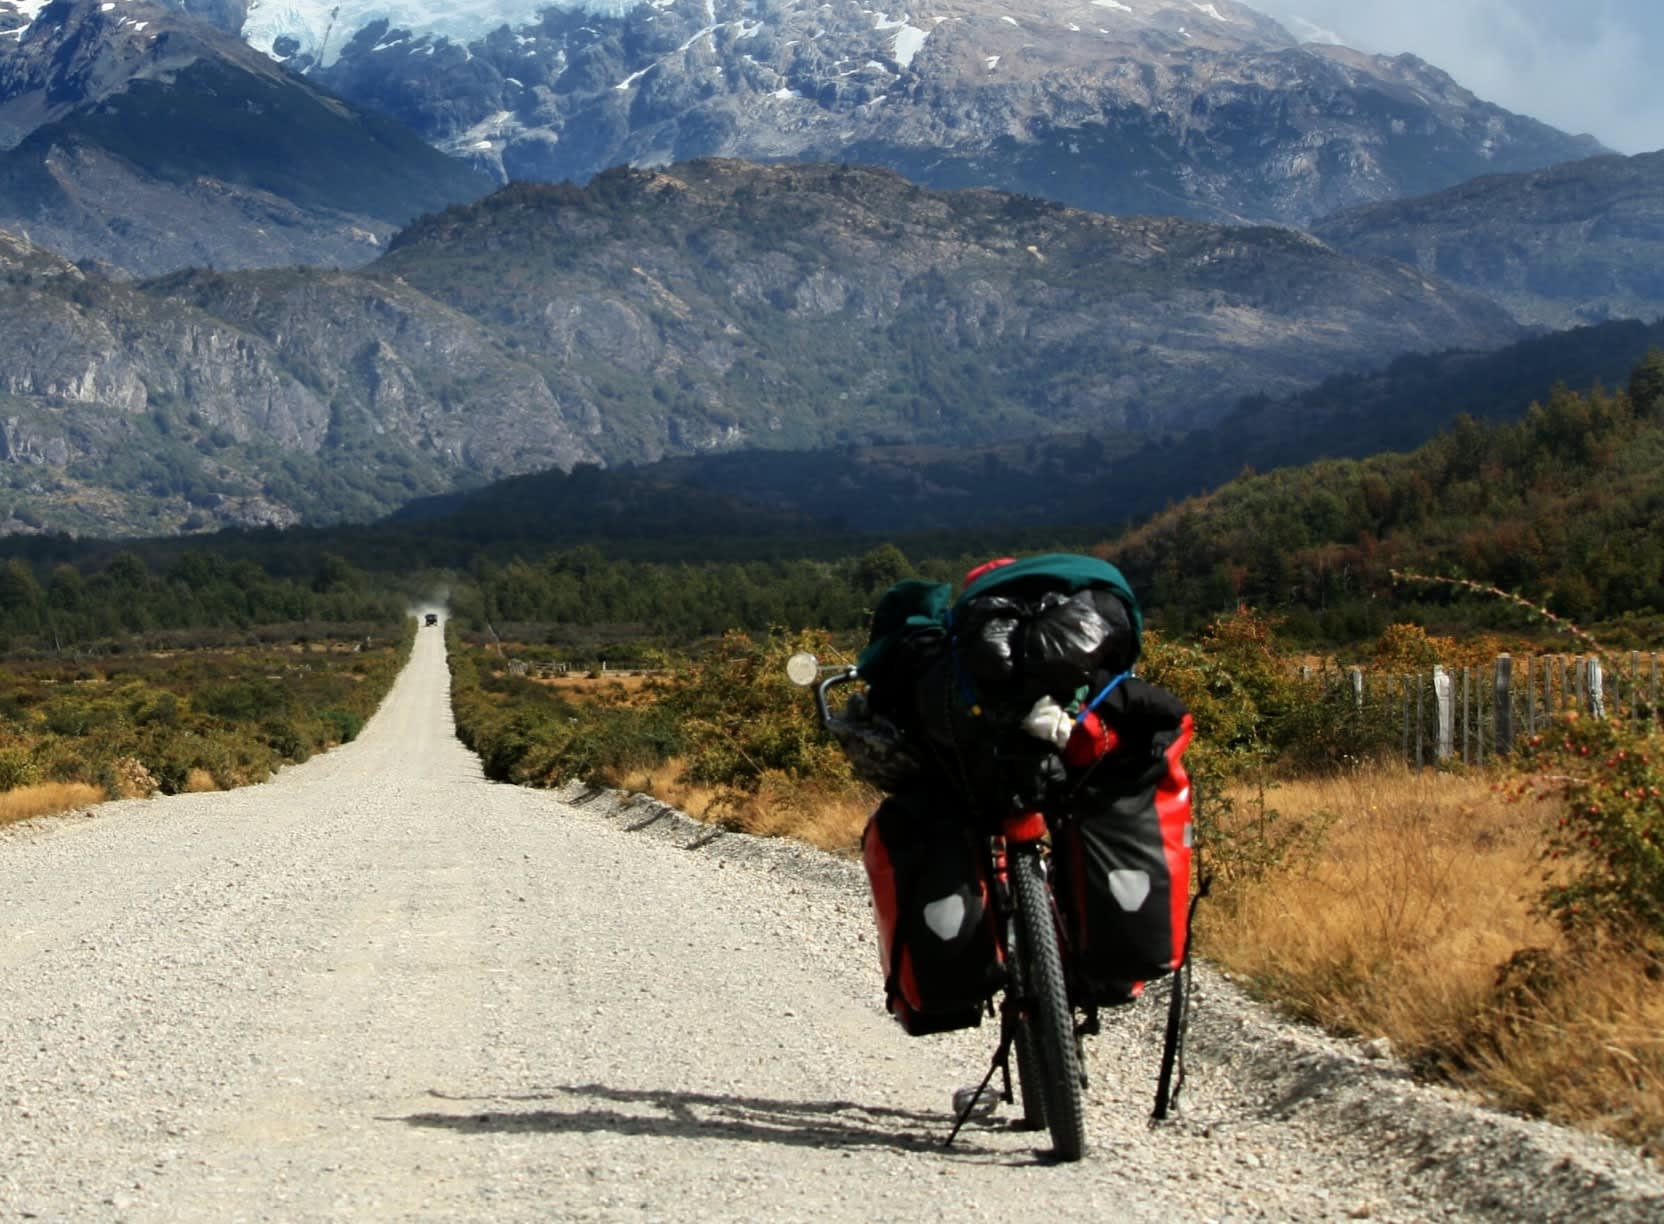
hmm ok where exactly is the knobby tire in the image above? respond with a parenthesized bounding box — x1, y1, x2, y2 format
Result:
(1005, 911, 1048, 1132)
(1010, 851, 1087, 1162)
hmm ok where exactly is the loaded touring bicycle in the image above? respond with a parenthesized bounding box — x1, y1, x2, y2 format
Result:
(789, 554, 1202, 1162)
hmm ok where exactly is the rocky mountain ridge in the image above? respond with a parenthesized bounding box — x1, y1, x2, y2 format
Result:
(1314, 150, 1664, 330)
(296, 0, 1603, 227)
(0, 0, 490, 274)
(0, 160, 1523, 537)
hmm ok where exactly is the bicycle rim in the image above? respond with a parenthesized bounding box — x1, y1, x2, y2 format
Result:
(1011, 852, 1087, 1162)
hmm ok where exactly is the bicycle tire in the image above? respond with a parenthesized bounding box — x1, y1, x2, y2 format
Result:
(1005, 911, 1048, 1132)
(1011, 851, 1087, 1162)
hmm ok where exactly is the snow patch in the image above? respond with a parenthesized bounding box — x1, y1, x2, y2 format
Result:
(1092, 0, 1132, 12)
(871, 12, 929, 69)
(985, 54, 999, 70)
(1192, 2, 1231, 20)
(1000, 15, 1017, 25)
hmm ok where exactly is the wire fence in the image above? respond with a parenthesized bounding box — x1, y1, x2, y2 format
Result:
(1308, 652, 1663, 767)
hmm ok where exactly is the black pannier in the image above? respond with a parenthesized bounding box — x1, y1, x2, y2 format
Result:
(1052, 678, 1196, 1007)
(861, 794, 1004, 1035)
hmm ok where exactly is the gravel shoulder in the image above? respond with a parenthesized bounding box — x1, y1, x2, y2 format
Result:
(2, 626, 1661, 1222)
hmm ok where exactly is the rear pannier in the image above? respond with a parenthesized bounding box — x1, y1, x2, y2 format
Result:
(862, 795, 1004, 1035)
(1052, 678, 1195, 1007)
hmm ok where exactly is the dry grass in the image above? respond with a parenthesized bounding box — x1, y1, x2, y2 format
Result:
(182, 768, 219, 794)
(536, 672, 656, 707)
(617, 757, 873, 855)
(0, 782, 107, 827)
(1204, 764, 1663, 1157)
(1203, 767, 1555, 1043)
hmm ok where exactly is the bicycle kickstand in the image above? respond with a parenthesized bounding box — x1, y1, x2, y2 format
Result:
(943, 1032, 1013, 1150)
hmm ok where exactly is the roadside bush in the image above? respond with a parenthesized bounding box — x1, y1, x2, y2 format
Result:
(318, 708, 364, 744)
(664, 628, 853, 792)
(1517, 712, 1664, 941)
(0, 747, 39, 791)
(448, 644, 681, 786)
(260, 717, 311, 761)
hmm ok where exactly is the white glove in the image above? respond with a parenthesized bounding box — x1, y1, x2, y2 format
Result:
(1020, 695, 1075, 749)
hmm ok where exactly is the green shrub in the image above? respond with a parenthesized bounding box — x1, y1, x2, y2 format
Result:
(318, 708, 364, 744)
(0, 747, 39, 791)
(1519, 713, 1664, 940)
(261, 717, 311, 761)
(664, 628, 852, 791)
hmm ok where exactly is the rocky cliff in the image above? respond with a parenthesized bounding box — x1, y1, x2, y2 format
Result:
(0, 161, 1524, 536)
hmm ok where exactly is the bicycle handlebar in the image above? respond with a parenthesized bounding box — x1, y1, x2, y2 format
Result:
(814, 666, 859, 727)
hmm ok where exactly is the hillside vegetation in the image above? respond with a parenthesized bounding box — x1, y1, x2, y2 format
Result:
(1110, 350, 1664, 638)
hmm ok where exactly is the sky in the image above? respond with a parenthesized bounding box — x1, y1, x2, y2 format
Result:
(1251, 0, 1664, 154)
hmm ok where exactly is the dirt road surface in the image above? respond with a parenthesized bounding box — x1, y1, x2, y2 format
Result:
(3, 625, 1661, 1222)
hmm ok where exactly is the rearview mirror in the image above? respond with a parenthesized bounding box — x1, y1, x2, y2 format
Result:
(785, 651, 820, 687)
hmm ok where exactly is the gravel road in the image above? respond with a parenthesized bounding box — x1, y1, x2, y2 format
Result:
(3, 625, 1662, 1223)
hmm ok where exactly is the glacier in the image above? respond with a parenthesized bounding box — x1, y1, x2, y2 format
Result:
(242, 0, 611, 64)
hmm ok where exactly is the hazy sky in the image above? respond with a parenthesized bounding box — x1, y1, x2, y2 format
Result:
(1251, 0, 1664, 154)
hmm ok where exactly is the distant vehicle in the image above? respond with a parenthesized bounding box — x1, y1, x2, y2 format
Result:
(424, 613, 438, 627)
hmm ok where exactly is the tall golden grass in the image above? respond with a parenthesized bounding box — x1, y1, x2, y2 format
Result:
(0, 782, 107, 828)
(1203, 766, 1662, 1158)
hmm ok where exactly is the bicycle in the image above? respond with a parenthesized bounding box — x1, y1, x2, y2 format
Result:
(789, 653, 1089, 1161)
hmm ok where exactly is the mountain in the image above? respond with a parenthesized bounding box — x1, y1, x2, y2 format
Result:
(1312, 151, 1664, 330)
(0, 160, 1523, 537)
(278, 0, 1604, 228)
(632, 319, 1664, 532)
(0, 0, 490, 274)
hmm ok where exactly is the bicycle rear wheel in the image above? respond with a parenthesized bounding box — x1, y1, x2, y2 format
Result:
(1010, 851, 1086, 1161)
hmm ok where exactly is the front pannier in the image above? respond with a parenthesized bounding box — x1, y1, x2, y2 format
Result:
(1052, 678, 1195, 1007)
(862, 796, 1004, 1035)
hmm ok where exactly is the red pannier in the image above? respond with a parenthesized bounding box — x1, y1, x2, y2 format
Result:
(862, 795, 1004, 1035)
(1052, 677, 1195, 1007)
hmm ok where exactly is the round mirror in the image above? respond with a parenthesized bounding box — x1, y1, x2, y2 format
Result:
(785, 651, 820, 687)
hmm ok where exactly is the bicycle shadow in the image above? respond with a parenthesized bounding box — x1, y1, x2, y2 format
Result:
(392, 1083, 1037, 1161)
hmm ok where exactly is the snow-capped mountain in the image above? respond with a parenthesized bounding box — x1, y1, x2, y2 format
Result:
(3, 0, 1605, 227)
(0, 0, 489, 273)
(286, 0, 1606, 225)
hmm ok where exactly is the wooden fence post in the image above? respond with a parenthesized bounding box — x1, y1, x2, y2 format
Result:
(1351, 667, 1364, 709)
(1586, 656, 1605, 719)
(1524, 656, 1535, 736)
(1402, 674, 1411, 765)
(1495, 654, 1514, 756)
(1434, 666, 1454, 761)
(1633, 651, 1643, 720)
(1462, 667, 1472, 764)
(1416, 673, 1425, 768)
